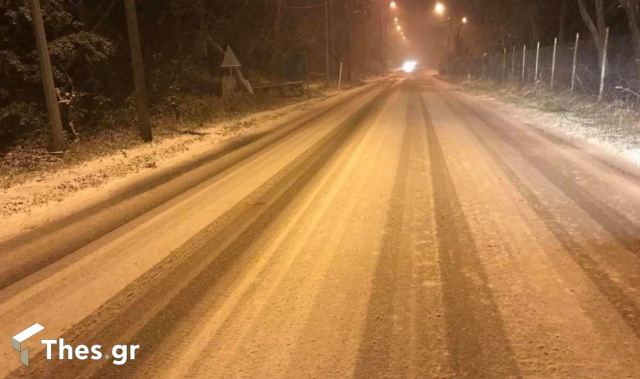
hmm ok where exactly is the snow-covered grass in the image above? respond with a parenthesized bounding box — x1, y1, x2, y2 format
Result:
(461, 79, 640, 167)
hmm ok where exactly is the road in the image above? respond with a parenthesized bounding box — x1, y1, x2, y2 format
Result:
(2, 74, 640, 378)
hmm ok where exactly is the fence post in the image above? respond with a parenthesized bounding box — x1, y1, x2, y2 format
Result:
(551, 37, 558, 89)
(481, 52, 487, 79)
(598, 27, 610, 102)
(521, 44, 526, 82)
(571, 33, 580, 92)
(534, 41, 540, 82)
(502, 48, 507, 81)
(511, 46, 516, 81)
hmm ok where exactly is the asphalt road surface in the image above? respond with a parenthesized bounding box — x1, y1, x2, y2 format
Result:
(2, 74, 640, 378)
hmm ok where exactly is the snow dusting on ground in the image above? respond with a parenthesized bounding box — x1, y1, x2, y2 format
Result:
(461, 80, 640, 168)
(0, 86, 351, 218)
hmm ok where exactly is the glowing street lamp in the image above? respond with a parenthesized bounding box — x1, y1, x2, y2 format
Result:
(461, 16, 468, 24)
(390, 1, 397, 10)
(434, 2, 445, 15)
(396, 25, 402, 31)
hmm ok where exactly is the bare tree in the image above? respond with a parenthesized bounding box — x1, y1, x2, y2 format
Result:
(619, 0, 640, 78)
(576, 0, 608, 69)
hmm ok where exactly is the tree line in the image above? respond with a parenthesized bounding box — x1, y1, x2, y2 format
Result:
(455, 0, 640, 79)
(0, 0, 382, 150)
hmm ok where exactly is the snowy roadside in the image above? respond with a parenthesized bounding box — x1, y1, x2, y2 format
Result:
(458, 80, 640, 168)
(0, 83, 368, 220)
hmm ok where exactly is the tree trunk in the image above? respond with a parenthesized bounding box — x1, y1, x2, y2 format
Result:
(325, 0, 331, 84)
(272, 0, 284, 78)
(124, 0, 152, 142)
(529, 2, 540, 43)
(78, 0, 88, 29)
(30, 0, 65, 151)
(620, 0, 640, 81)
(576, 0, 607, 70)
(345, 5, 352, 82)
(559, 0, 568, 42)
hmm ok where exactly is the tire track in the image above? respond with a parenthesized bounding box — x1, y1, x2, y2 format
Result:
(438, 92, 640, 341)
(418, 91, 521, 378)
(353, 85, 415, 378)
(13, 85, 397, 379)
(0, 82, 388, 291)
(447, 94, 640, 257)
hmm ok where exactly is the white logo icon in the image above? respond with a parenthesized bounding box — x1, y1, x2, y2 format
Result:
(12, 323, 45, 366)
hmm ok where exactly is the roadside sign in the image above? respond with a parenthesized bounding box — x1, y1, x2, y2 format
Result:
(221, 46, 242, 68)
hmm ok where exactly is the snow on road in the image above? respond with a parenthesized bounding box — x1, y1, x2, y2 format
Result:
(2, 74, 640, 378)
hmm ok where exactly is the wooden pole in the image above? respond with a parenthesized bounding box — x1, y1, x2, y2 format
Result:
(571, 33, 580, 92)
(124, 0, 152, 142)
(534, 41, 540, 82)
(29, 0, 65, 152)
(338, 61, 343, 90)
(599, 27, 610, 101)
(550, 37, 558, 89)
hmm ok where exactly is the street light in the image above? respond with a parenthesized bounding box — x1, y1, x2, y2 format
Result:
(390, 1, 397, 10)
(434, 2, 445, 15)
(461, 16, 468, 24)
(396, 25, 402, 31)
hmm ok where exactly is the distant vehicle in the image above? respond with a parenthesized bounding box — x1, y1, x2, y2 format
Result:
(402, 60, 418, 73)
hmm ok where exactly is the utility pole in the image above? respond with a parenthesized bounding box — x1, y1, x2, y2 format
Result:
(124, 0, 152, 142)
(325, 0, 331, 85)
(29, 0, 65, 152)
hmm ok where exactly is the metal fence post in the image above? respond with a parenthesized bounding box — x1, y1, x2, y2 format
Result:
(521, 44, 526, 82)
(502, 48, 507, 81)
(571, 33, 580, 92)
(535, 41, 540, 82)
(599, 27, 610, 101)
(511, 46, 516, 81)
(551, 37, 557, 89)
(482, 52, 487, 79)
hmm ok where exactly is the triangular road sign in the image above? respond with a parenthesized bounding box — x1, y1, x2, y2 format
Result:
(221, 46, 242, 68)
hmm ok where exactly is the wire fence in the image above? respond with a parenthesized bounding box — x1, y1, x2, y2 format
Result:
(469, 32, 640, 102)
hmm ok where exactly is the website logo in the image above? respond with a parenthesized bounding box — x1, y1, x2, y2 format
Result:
(11, 323, 45, 366)
(12, 323, 140, 367)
